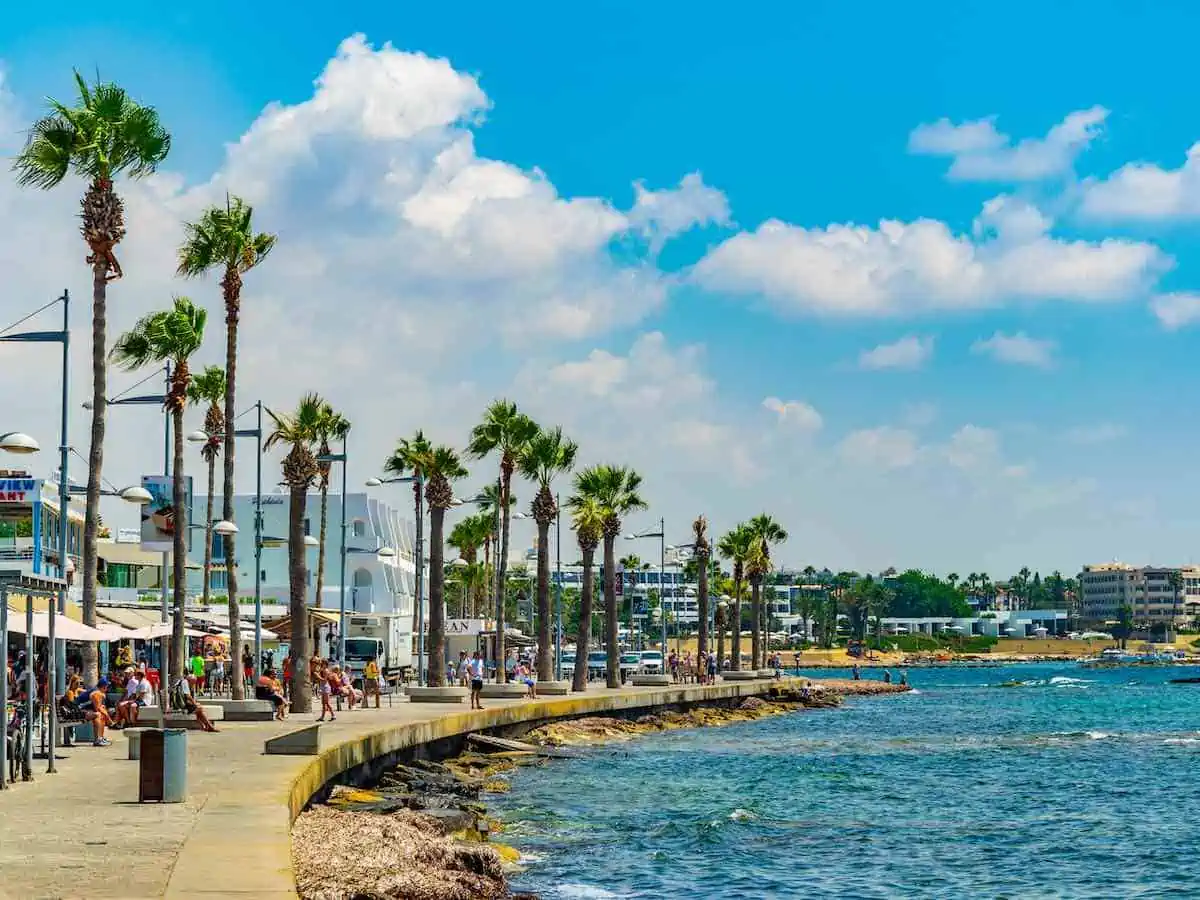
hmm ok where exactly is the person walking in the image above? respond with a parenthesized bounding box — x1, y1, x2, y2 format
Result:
(469, 651, 485, 710)
(316, 664, 336, 722)
(363, 657, 381, 709)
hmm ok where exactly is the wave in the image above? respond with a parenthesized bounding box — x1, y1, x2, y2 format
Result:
(1163, 737, 1200, 745)
(729, 808, 757, 821)
(1051, 730, 1112, 741)
(555, 885, 625, 899)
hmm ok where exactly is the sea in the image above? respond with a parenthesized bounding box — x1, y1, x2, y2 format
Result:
(487, 663, 1200, 899)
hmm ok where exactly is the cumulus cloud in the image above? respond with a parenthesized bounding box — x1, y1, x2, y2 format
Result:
(1079, 143, 1200, 221)
(691, 197, 1166, 317)
(971, 331, 1057, 368)
(837, 427, 920, 469)
(858, 335, 933, 370)
(762, 397, 823, 431)
(944, 425, 1001, 470)
(628, 172, 730, 251)
(909, 107, 1108, 181)
(1150, 292, 1200, 330)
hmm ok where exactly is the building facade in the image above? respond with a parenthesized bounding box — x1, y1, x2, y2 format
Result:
(1078, 562, 1200, 625)
(192, 489, 420, 622)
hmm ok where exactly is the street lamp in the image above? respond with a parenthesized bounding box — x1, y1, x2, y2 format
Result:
(315, 445, 350, 662)
(365, 473, 426, 683)
(0, 433, 41, 454)
(625, 518, 666, 653)
(717, 596, 730, 674)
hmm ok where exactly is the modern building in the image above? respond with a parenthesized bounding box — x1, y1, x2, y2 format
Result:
(0, 471, 84, 582)
(877, 609, 1069, 638)
(1078, 562, 1200, 625)
(191, 489, 421, 621)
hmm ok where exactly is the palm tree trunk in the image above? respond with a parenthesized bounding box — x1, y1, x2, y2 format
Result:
(716, 607, 726, 673)
(496, 471, 512, 682)
(428, 505, 447, 688)
(80, 260, 107, 685)
(536, 519, 552, 682)
(604, 534, 619, 688)
(201, 455, 215, 606)
(751, 578, 761, 670)
(222, 294, 244, 700)
(287, 484, 311, 712)
(315, 482, 329, 607)
(572, 547, 596, 692)
(170, 407, 188, 680)
(731, 572, 742, 671)
(697, 557, 709, 661)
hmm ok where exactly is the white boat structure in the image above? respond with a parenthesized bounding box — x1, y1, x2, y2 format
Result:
(1079, 647, 1181, 668)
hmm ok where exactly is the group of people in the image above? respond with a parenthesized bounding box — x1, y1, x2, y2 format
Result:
(452, 651, 488, 709)
(850, 663, 909, 686)
(666, 649, 721, 684)
(184, 644, 258, 697)
(309, 654, 385, 722)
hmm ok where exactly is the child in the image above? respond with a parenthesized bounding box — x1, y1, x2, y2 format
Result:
(317, 665, 335, 721)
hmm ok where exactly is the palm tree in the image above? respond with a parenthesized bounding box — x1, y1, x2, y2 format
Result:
(15, 72, 171, 682)
(111, 297, 206, 683)
(177, 195, 276, 699)
(265, 394, 325, 712)
(186, 365, 226, 607)
(572, 465, 646, 687)
(313, 403, 350, 609)
(566, 495, 605, 692)
(383, 430, 434, 656)
(475, 482, 513, 607)
(693, 516, 711, 661)
(717, 524, 753, 670)
(746, 514, 789, 668)
(467, 401, 539, 682)
(448, 513, 492, 616)
(517, 426, 578, 682)
(1167, 570, 1183, 639)
(419, 445, 468, 688)
(619, 554, 648, 645)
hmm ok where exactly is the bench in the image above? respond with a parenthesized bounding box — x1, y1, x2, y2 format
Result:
(201, 699, 274, 721)
(136, 705, 225, 729)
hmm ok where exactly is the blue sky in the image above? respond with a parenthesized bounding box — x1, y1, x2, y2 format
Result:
(3, 2, 1199, 577)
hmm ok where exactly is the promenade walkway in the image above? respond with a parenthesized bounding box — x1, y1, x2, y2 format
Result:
(0, 678, 795, 899)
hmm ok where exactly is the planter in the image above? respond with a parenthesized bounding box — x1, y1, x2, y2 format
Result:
(406, 686, 467, 703)
(629, 674, 672, 687)
(535, 680, 571, 695)
(478, 682, 528, 699)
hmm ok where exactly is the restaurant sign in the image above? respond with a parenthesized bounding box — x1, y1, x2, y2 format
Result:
(0, 477, 40, 504)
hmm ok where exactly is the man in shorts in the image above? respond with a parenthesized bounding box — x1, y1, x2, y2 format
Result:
(84, 677, 113, 746)
(469, 651, 485, 710)
(363, 657, 381, 709)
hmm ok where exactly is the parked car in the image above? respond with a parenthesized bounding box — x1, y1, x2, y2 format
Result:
(619, 652, 641, 679)
(640, 650, 664, 673)
(561, 651, 577, 679)
(587, 651, 607, 680)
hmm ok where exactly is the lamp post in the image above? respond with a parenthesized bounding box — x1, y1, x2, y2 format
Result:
(1, 291, 70, 696)
(554, 492, 563, 681)
(365, 473, 425, 683)
(625, 518, 666, 653)
(717, 596, 729, 675)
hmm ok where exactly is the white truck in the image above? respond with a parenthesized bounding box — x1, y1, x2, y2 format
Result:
(342, 614, 412, 682)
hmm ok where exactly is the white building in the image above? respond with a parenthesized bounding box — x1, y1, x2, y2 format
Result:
(192, 489, 421, 621)
(1078, 562, 1200, 625)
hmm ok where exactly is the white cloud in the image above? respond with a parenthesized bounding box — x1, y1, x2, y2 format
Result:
(971, 331, 1057, 368)
(859, 335, 933, 370)
(628, 172, 730, 251)
(900, 402, 938, 428)
(1064, 423, 1127, 445)
(944, 425, 1001, 470)
(691, 197, 1166, 317)
(1079, 143, 1200, 220)
(1150, 292, 1200, 330)
(762, 397, 823, 431)
(909, 107, 1108, 181)
(837, 427, 920, 469)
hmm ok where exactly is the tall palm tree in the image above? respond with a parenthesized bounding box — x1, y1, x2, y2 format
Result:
(475, 483, 513, 610)
(566, 495, 605, 692)
(383, 430, 433, 654)
(717, 524, 753, 670)
(693, 516, 711, 661)
(619, 554, 648, 643)
(746, 513, 789, 668)
(419, 445, 468, 688)
(15, 72, 171, 682)
(178, 195, 276, 699)
(467, 401, 538, 682)
(1167, 570, 1183, 639)
(517, 427, 578, 681)
(111, 297, 206, 682)
(572, 465, 646, 688)
(265, 394, 325, 712)
(186, 365, 226, 607)
(313, 403, 350, 609)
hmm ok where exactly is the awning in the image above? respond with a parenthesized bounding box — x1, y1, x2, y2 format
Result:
(4, 612, 124, 641)
(262, 610, 339, 639)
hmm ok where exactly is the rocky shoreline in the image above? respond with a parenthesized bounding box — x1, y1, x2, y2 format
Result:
(292, 680, 909, 899)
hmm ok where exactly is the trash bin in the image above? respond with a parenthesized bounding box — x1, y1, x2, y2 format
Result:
(138, 728, 187, 803)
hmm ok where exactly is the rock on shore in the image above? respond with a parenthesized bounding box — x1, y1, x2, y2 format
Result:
(293, 805, 508, 900)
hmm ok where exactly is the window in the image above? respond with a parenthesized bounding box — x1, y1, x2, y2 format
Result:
(352, 519, 367, 538)
(304, 518, 311, 536)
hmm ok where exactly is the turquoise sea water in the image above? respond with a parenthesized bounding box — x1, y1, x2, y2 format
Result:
(489, 664, 1200, 899)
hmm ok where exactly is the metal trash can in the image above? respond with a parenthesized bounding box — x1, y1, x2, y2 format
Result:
(138, 728, 187, 803)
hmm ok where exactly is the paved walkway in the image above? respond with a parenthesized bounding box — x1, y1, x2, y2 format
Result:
(0, 679, 791, 899)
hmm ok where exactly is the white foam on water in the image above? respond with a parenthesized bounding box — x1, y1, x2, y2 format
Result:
(1163, 737, 1200, 745)
(1085, 731, 1112, 740)
(1048, 676, 1092, 686)
(729, 808, 757, 821)
(556, 885, 623, 899)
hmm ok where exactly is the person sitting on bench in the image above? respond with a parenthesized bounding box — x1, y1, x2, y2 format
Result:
(255, 669, 287, 720)
(169, 676, 219, 733)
